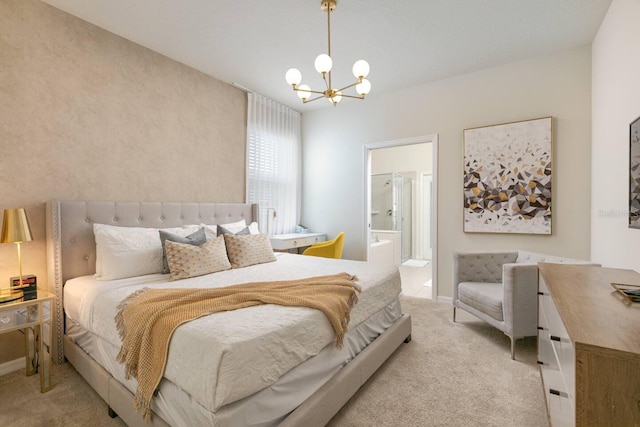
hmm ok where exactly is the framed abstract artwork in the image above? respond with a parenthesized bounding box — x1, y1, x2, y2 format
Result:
(630, 115, 640, 229)
(463, 117, 552, 234)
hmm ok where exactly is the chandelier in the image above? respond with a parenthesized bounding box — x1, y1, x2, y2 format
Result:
(285, 0, 371, 106)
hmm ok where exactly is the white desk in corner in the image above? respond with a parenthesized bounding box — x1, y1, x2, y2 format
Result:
(269, 233, 326, 253)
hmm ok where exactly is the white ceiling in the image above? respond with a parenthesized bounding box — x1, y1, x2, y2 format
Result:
(41, 0, 612, 112)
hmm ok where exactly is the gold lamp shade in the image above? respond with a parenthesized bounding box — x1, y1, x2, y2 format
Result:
(1, 208, 33, 244)
(1, 208, 33, 303)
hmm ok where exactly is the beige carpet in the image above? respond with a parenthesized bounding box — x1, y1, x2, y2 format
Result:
(0, 297, 548, 427)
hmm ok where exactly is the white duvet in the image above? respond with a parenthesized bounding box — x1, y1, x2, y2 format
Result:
(64, 253, 401, 412)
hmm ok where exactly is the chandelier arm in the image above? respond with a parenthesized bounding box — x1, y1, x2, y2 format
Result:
(334, 80, 361, 93)
(303, 94, 326, 103)
(322, 72, 331, 91)
(293, 87, 327, 95)
(337, 93, 365, 100)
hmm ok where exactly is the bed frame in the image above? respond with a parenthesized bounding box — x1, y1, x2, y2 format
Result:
(45, 200, 412, 427)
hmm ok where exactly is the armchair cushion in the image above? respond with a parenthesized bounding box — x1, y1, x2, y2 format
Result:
(458, 282, 504, 321)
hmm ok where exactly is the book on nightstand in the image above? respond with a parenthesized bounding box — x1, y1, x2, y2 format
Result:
(10, 275, 37, 301)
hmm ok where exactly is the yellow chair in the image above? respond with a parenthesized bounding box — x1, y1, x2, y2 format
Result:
(302, 232, 345, 259)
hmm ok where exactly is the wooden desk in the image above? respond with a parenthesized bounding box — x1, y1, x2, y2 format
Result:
(269, 233, 326, 253)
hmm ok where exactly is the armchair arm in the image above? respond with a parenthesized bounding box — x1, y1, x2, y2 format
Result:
(502, 263, 539, 338)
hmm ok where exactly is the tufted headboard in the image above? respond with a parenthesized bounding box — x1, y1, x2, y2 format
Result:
(45, 200, 258, 364)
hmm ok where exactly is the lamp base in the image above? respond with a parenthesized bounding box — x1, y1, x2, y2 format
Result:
(0, 290, 23, 304)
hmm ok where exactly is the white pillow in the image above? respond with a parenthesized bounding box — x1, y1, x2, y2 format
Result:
(94, 224, 199, 280)
(200, 223, 218, 241)
(200, 219, 260, 240)
(248, 221, 260, 234)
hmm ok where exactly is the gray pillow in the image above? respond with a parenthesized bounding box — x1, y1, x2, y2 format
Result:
(217, 225, 250, 236)
(159, 227, 207, 274)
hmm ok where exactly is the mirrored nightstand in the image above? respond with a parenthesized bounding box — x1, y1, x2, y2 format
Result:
(0, 290, 54, 392)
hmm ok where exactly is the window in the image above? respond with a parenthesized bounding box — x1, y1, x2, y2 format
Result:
(246, 93, 301, 234)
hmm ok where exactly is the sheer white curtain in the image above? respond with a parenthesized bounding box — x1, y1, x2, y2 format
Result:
(246, 93, 301, 235)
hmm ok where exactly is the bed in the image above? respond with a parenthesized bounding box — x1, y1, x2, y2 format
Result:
(45, 200, 412, 427)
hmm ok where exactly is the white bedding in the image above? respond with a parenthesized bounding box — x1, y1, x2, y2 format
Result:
(64, 253, 401, 413)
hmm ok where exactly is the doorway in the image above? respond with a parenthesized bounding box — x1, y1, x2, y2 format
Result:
(364, 135, 438, 300)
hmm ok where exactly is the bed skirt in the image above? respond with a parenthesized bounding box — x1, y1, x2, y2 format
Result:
(64, 301, 411, 426)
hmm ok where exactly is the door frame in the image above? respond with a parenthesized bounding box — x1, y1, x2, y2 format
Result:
(420, 172, 433, 260)
(363, 134, 439, 300)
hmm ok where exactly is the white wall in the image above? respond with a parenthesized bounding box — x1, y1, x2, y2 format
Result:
(301, 46, 593, 299)
(591, 0, 640, 271)
(371, 143, 432, 175)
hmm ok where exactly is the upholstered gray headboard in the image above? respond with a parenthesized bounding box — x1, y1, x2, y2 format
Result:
(45, 200, 258, 364)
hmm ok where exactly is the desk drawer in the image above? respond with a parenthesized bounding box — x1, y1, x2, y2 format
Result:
(270, 234, 326, 250)
(286, 237, 313, 248)
(305, 235, 324, 245)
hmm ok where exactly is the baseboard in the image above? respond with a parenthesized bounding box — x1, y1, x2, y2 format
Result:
(435, 296, 452, 304)
(0, 357, 25, 376)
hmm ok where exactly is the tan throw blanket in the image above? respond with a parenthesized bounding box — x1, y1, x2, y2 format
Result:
(115, 272, 361, 421)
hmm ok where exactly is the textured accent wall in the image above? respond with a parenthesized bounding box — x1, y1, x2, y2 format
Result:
(0, 0, 246, 364)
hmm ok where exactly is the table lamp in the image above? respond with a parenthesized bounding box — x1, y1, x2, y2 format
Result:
(0, 208, 33, 304)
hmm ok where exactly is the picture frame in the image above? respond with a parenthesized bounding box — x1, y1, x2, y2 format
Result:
(610, 282, 640, 303)
(463, 117, 552, 234)
(629, 115, 640, 229)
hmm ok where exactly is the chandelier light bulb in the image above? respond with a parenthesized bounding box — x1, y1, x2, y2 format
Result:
(285, 68, 302, 86)
(328, 91, 342, 105)
(314, 54, 333, 74)
(297, 84, 311, 101)
(356, 78, 371, 96)
(352, 60, 370, 79)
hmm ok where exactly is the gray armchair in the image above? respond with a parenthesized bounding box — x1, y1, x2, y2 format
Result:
(452, 250, 597, 359)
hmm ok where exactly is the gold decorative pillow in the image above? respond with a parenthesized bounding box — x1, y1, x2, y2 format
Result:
(165, 235, 231, 280)
(224, 233, 276, 269)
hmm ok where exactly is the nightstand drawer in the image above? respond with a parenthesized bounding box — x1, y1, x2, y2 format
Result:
(0, 303, 40, 331)
(0, 310, 19, 331)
